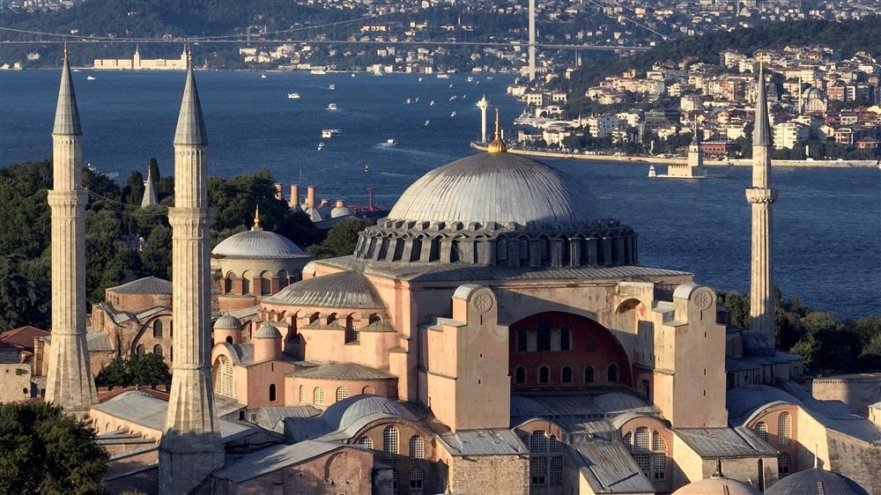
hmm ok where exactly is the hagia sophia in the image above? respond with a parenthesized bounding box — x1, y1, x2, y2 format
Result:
(2, 47, 880, 495)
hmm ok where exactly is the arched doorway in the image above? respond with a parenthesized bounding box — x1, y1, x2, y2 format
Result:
(509, 311, 632, 388)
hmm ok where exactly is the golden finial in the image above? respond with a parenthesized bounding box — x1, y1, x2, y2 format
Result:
(253, 205, 260, 229)
(487, 108, 507, 153)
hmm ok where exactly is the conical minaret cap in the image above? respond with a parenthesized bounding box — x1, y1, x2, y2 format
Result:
(173, 51, 208, 146)
(140, 167, 158, 208)
(53, 44, 82, 136)
(753, 61, 771, 147)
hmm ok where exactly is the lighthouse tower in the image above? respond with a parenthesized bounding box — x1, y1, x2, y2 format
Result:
(45, 45, 98, 413)
(158, 51, 224, 494)
(745, 56, 779, 345)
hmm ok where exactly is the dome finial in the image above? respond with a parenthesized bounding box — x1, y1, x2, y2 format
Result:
(252, 205, 262, 231)
(486, 108, 507, 153)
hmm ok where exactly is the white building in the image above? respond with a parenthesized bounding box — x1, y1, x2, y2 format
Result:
(773, 122, 809, 150)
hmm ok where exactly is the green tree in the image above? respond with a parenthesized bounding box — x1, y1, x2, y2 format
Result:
(85, 209, 129, 304)
(0, 402, 108, 495)
(128, 353, 171, 388)
(139, 224, 172, 279)
(308, 219, 373, 259)
(717, 291, 749, 329)
(790, 335, 819, 370)
(96, 356, 131, 389)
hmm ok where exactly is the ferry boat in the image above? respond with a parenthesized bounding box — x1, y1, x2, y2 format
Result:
(260, 74, 267, 79)
(311, 69, 327, 75)
(436, 73, 450, 79)
(287, 93, 301, 99)
(328, 84, 335, 90)
(86, 75, 96, 81)
(382, 139, 397, 147)
(321, 129, 342, 139)
(327, 103, 338, 111)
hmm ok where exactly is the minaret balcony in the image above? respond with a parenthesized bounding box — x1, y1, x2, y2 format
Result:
(745, 188, 778, 204)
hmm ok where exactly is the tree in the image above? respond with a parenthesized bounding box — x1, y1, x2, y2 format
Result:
(128, 353, 171, 388)
(96, 356, 131, 389)
(0, 402, 108, 495)
(308, 219, 373, 259)
(139, 224, 172, 279)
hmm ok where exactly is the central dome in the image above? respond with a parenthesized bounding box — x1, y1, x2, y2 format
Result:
(388, 153, 608, 226)
(212, 228, 311, 260)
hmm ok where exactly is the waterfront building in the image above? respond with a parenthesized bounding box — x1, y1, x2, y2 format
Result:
(93, 46, 187, 71)
(35, 51, 879, 495)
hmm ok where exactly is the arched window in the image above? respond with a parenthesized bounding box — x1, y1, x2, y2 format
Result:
(778, 452, 791, 477)
(538, 365, 550, 384)
(561, 365, 573, 384)
(530, 431, 547, 453)
(309, 312, 319, 324)
(298, 385, 304, 403)
(778, 412, 791, 446)
(409, 467, 424, 494)
(584, 366, 595, 383)
(152, 319, 163, 338)
(622, 427, 667, 482)
(607, 363, 619, 382)
(358, 436, 374, 449)
(313, 387, 324, 405)
(345, 315, 359, 343)
(514, 366, 527, 384)
(152, 344, 163, 357)
(136, 344, 145, 355)
(409, 435, 425, 459)
(754, 422, 768, 442)
(215, 355, 234, 398)
(225, 336, 233, 344)
(336, 386, 349, 402)
(383, 426, 399, 460)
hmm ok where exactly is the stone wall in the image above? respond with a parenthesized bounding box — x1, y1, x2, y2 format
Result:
(812, 374, 881, 416)
(439, 448, 528, 495)
(0, 363, 34, 402)
(826, 428, 881, 495)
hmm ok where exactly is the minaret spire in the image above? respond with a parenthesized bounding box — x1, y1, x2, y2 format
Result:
(140, 167, 158, 208)
(159, 49, 223, 495)
(45, 44, 98, 413)
(745, 52, 778, 345)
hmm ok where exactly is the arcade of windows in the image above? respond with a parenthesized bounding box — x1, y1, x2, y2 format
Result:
(513, 363, 619, 385)
(516, 324, 573, 353)
(527, 431, 564, 487)
(622, 427, 667, 482)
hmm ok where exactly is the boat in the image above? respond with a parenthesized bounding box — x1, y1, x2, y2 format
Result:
(436, 74, 450, 79)
(310, 69, 327, 75)
(450, 95, 457, 101)
(328, 84, 335, 90)
(287, 93, 301, 99)
(429, 100, 435, 106)
(450, 111, 457, 118)
(260, 74, 267, 79)
(424, 120, 430, 126)
(327, 103, 338, 111)
(86, 75, 96, 81)
(382, 139, 396, 147)
(467, 76, 474, 82)
(317, 142, 325, 151)
(321, 129, 342, 138)
(405, 98, 411, 105)
(417, 77, 423, 82)
(648, 165, 657, 178)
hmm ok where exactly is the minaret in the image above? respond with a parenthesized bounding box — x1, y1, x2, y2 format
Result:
(140, 167, 158, 208)
(745, 56, 778, 345)
(476, 95, 489, 143)
(45, 44, 98, 413)
(528, 0, 536, 81)
(159, 51, 224, 494)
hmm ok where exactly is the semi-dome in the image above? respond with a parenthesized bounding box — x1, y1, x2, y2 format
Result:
(387, 152, 608, 226)
(214, 314, 241, 330)
(213, 227, 311, 260)
(262, 270, 385, 309)
(765, 468, 869, 495)
(354, 150, 637, 268)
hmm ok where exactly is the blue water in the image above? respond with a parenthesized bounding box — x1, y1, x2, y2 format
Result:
(1, 70, 879, 319)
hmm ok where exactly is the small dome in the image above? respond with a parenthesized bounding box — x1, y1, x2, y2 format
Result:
(214, 314, 241, 330)
(765, 469, 869, 495)
(330, 206, 353, 218)
(387, 152, 608, 227)
(253, 322, 282, 339)
(803, 87, 826, 100)
(672, 478, 763, 495)
(213, 229, 311, 260)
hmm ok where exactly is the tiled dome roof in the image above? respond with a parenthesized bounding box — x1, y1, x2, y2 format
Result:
(262, 271, 384, 309)
(765, 469, 869, 495)
(213, 314, 241, 330)
(212, 228, 312, 260)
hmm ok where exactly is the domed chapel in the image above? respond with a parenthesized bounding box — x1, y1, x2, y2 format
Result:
(38, 51, 879, 495)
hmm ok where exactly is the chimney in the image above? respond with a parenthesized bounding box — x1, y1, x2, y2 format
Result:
(306, 186, 315, 208)
(290, 184, 300, 208)
(274, 183, 283, 201)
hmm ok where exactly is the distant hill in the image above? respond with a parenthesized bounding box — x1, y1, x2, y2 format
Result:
(566, 16, 881, 103)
